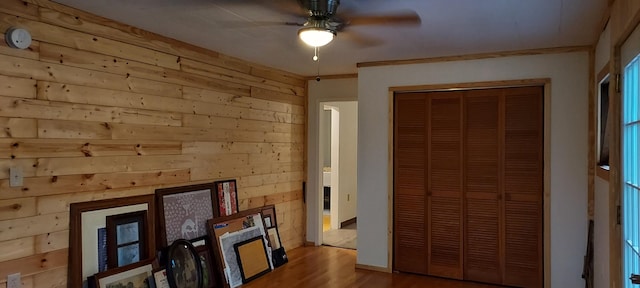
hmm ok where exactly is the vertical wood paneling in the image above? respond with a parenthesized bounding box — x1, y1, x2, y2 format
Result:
(0, 0, 305, 285)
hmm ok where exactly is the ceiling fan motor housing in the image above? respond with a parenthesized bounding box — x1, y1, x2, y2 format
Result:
(300, 0, 340, 17)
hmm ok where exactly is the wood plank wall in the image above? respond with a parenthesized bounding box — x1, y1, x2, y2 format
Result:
(0, 0, 307, 286)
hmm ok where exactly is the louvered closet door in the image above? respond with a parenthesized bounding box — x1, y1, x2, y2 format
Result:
(427, 93, 463, 279)
(393, 87, 542, 287)
(393, 94, 428, 274)
(463, 91, 502, 284)
(502, 87, 543, 288)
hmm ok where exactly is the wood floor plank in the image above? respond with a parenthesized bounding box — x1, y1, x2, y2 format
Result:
(243, 246, 503, 288)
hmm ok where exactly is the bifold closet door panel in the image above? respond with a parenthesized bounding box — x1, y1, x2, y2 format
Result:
(427, 93, 463, 279)
(463, 93, 502, 284)
(502, 87, 543, 288)
(393, 94, 428, 274)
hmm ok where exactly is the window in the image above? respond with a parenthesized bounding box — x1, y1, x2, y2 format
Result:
(623, 48, 640, 288)
(598, 77, 610, 168)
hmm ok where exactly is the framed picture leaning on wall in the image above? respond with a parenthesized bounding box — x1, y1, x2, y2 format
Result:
(106, 210, 148, 268)
(213, 179, 239, 217)
(68, 195, 156, 288)
(93, 258, 156, 288)
(156, 183, 218, 248)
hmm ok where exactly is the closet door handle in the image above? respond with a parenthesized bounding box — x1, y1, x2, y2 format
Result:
(630, 273, 640, 284)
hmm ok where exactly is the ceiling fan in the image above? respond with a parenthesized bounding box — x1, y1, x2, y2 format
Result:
(250, 0, 422, 47)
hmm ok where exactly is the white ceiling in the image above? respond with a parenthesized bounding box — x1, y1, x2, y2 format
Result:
(52, 0, 607, 76)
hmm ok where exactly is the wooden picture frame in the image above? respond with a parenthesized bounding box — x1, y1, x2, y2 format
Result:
(94, 258, 155, 288)
(260, 205, 277, 229)
(233, 236, 271, 284)
(166, 239, 203, 288)
(213, 179, 239, 216)
(155, 183, 218, 248)
(189, 236, 223, 288)
(68, 195, 155, 288)
(206, 207, 271, 288)
(106, 210, 148, 268)
(191, 238, 219, 288)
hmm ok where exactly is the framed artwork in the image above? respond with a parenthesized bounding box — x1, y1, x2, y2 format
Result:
(267, 227, 282, 250)
(153, 268, 170, 288)
(156, 183, 218, 248)
(214, 180, 239, 216)
(166, 239, 203, 288)
(106, 211, 148, 268)
(98, 228, 108, 272)
(68, 195, 155, 288)
(233, 236, 271, 284)
(260, 205, 277, 229)
(267, 226, 288, 268)
(207, 207, 271, 287)
(192, 239, 217, 288)
(93, 257, 155, 288)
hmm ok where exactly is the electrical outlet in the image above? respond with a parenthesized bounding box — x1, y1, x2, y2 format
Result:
(7, 273, 21, 288)
(9, 166, 23, 187)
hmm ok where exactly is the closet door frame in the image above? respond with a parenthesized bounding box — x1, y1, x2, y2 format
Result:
(388, 79, 551, 287)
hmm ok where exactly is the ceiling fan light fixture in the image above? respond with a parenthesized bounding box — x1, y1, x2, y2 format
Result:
(298, 27, 335, 47)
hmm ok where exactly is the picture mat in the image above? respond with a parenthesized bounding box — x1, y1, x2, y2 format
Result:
(97, 263, 153, 288)
(154, 269, 170, 288)
(235, 237, 270, 281)
(219, 226, 270, 287)
(264, 216, 272, 228)
(82, 203, 148, 282)
(267, 227, 281, 249)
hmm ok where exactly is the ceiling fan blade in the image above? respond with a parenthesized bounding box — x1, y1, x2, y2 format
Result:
(266, 0, 309, 17)
(342, 10, 421, 27)
(216, 20, 304, 28)
(340, 29, 384, 48)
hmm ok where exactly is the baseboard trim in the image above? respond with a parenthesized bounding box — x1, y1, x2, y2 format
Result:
(340, 217, 357, 228)
(355, 263, 392, 273)
(304, 241, 316, 247)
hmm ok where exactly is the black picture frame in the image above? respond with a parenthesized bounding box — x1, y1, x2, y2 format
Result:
(213, 179, 239, 216)
(166, 239, 204, 288)
(156, 183, 218, 248)
(233, 235, 271, 284)
(106, 210, 148, 269)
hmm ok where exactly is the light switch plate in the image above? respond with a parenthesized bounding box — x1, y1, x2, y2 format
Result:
(9, 166, 23, 187)
(7, 272, 21, 288)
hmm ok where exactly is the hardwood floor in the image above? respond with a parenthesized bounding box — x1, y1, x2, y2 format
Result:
(243, 246, 503, 288)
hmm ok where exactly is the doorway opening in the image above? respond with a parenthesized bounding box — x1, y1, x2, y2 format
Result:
(319, 101, 358, 249)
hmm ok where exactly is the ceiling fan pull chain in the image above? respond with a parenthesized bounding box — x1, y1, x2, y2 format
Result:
(315, 47, 321, 82)
(313, 46, 319, 61)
